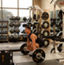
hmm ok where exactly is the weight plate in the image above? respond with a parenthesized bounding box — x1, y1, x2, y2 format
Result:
(33, 14, 40, 21)
(42, 21, 49, 29)
(43, 39, 49, 47)
(42, 12, 49, 20)
(32, 49, 45, 63)
(20, 43, 29, 55)
(43, 30, 49, 37)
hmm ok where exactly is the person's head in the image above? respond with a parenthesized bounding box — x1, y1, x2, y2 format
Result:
(25, 25, 31, 34)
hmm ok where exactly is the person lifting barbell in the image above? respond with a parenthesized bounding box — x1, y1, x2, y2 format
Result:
(25, 25, 39, 51)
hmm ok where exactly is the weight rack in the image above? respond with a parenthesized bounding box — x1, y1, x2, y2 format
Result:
(0, 20, 8, 42)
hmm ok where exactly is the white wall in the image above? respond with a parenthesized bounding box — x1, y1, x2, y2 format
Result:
(41, 0, 60, 11)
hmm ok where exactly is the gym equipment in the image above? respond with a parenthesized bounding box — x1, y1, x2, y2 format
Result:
(15, 16, 20, 20)
(0, 50, 13, 65)
(55, 20, 62, 27)
(43, 39, 49, 47)
(33, 14, 40, 21)
(14, 22, 20, 27)
(10, 29, 15, 33)
(9, 22, 14, 27)
(10, 16, 16, 20)
(13, 33, 19, 39)
(57, 44, 63, 52)
(42, 12, 49, 20)
(20, 43, 46, 63)
(28, 17, 32, 22)
(42, 30, 49, 37)
(50, 47, 55, 53)
(20, 43, 29, 55)
(58, 10, 63, 19)
(23, 17, 27, 22)
(23, 24, 27, 27)
(42, 21, 49, 29)
(32, 49, 45, 63)
(28, 22, 33, 27)
(15, 28, 20, 33)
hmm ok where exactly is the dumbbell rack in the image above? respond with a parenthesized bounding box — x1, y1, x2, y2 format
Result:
(0, 20, 8, 42)
(9, 17, 20, 42)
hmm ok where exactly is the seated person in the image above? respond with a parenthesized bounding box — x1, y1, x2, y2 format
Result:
(25, 25, 39, 51)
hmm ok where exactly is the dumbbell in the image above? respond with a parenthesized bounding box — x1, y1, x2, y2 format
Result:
(9, 22, 14, 27)
(10, 16, 16, 20)
(15, 28, 20, 33)
(20, 43, 46, 63)
(13, 33, 19, 39)
(15, 16, 20, 20)
(23, 17, 27, 22)
(14, 22, 20, 27)
(10, 29, 15, 33)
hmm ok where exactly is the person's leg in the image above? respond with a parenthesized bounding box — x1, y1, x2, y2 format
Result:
(36, 43, 39, 48)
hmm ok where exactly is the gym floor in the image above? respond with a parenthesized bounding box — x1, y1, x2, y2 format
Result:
(0, 42, 64, 65)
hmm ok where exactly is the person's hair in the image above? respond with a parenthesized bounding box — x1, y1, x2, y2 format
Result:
(25, 25, 31, 30)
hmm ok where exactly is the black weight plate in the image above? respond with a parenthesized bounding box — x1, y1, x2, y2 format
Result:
(42, 21, 49, 29)
(43, 30, 49, 37)
(32, 49, 45, 63)
(42, 12, 49, 20)
(43, 39, 49, 47)
(20, 43, 29, 55)
(33, 14, 40, 21)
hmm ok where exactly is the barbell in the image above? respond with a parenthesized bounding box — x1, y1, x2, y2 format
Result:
(20, 43, 45, 63)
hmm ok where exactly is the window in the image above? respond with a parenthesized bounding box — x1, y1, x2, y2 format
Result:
(19, 0, 32, 8)
(3, 9, 17, 16)
(0, 0, 32, 19)
(19, 10, 29, 18)
(3, 0, 17, 8)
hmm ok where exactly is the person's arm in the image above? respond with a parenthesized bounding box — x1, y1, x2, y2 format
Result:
(30, 34, 37, 50)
